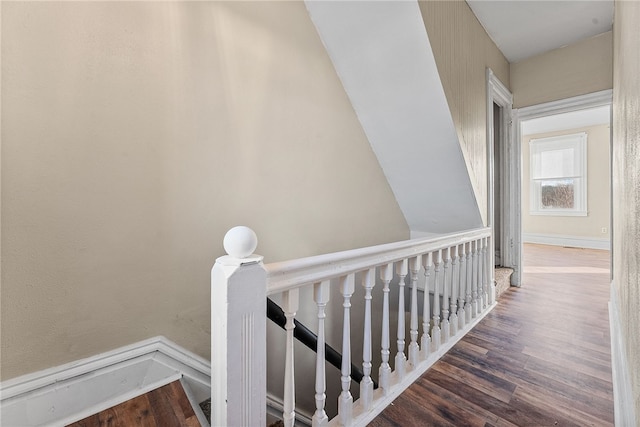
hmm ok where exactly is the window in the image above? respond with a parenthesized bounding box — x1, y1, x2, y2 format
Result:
(529, 132, 587, 216)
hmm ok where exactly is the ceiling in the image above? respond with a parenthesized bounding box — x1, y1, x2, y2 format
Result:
(466, 0, 614, 63)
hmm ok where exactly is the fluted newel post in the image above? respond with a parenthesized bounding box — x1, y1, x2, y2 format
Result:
(432, 250, 442, 350)
(313, 281, 331, 427)
(421, 253, 433, 359)
(408, 256, 421, 367)
(465, 242, 473, 323)
(338, 274, 354, 426)
(395, 259, 408, 379)
(283, 289, 299, 427)
(441, 248, 451, 343)
(360, 268, 375, 410)
(211, 226, 266, 427)
(458, 243, 467, 330)
(379, 263, 393, 393)
(450, 245, 459, 337)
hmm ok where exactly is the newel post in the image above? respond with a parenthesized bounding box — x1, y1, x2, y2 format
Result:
(211, 226, 267, 427)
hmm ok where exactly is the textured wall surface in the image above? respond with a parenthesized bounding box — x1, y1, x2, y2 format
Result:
(511, 31, 613, 108)
(0, 2, 409, 380)
(612, 0, 640, 417)
(418, 0, 510, 226)
(522, 124, 611, 239)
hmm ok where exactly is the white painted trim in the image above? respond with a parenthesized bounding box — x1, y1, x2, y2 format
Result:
(0, 336, 211, 426)
(522, 232, 610, 250)
(609, 283, 638, 426)
(487, 68, 519, 286)
(517, 89, 612, 121)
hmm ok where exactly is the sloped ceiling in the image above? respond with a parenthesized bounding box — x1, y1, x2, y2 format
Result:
(466, 0, 614, 63)
(305, 0, 482, 234)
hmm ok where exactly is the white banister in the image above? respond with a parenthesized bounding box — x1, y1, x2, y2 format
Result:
(421, 252, 433, 359)
(379, 263, 393, 393)
(408, 256, 421, 367)
(338, 275, 355, 426)
(283, 289, 299, 427)
(359, 268, 375, 410)
(213, 226, 496, 427)
(395, 259, 408, 379)
(313, 281, 330, 427)
(211, 226, 266, 427)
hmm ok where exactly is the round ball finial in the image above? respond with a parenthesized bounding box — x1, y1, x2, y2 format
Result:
(223, 226, 258, 259)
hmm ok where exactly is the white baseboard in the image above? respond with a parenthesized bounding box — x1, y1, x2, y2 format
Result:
(0, 336, 211, 427)
(609, 283, 638, 426)
(522, 232, 610, 250)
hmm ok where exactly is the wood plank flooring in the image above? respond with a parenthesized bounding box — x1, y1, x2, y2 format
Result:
(370, 244, 614, 427)
(68, 380, 201, 427)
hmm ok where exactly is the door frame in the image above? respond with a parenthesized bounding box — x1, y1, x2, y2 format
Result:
(486, 69, 516, 288)
(512, 89, 613, 286)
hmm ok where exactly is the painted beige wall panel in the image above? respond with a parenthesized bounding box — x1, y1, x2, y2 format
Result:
(419, 0, 510, 225)
(612, 0, 640, 417)
(0, 2, 409, 380)
(511, 31, 613, 108)
(522, 124, 610, 238)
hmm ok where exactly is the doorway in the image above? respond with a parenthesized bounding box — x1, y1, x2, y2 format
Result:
(513, 89, 613, 285)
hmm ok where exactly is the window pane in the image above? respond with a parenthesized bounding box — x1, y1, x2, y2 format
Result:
(540, 179, 575, 209)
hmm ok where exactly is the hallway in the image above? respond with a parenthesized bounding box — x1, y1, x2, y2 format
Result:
(370, 244, 614, 426)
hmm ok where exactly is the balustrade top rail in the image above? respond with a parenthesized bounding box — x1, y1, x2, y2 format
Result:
(264, 227, 491, 295)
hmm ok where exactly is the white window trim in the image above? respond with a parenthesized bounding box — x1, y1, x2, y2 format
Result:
(529, 132, 588, 216)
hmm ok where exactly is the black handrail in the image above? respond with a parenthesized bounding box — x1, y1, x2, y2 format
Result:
(267, 298, 378, 389)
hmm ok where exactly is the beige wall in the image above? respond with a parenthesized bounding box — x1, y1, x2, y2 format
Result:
(0, 1, 409, 381)
(612, 0, 640, 417)
(522, 124, 610, 239)
(419, 1, 510, 225)
(511, 31, 613, 108)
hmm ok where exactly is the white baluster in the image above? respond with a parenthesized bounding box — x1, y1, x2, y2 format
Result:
(360, 268, 375, 411)
(481, 237, 488, 310)
(313, 281, 330, 427)
(432, 250, 442, 350)
(483, 237, 490, 308)
(421, 253, 433, 359)
(471, 240, 479, 318)
(379, 263, 393, 393)
(441, 248, 451, 343)
(488, 235, 496, 305)
(458, 243, 467, 330)
(408, 256, 421, 367)
(283, 289, 299, 427)
(338, 274, 354, 426)
(465, 242, 473, 324)
(395, 259, 408, 379)
(450, 245, 459, 337)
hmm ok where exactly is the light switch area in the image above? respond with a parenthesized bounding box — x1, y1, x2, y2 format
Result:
(601, 227, 608, 233)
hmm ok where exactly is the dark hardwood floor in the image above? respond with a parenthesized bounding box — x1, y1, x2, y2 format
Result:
(370, 244, 614, 427)
(68, 380, 201, 427)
